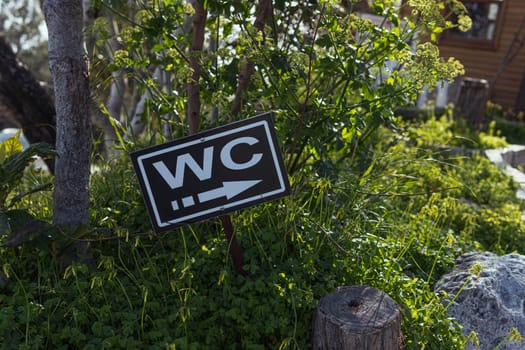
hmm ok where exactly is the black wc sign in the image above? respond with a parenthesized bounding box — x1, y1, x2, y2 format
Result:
(131, 112, 291, 233)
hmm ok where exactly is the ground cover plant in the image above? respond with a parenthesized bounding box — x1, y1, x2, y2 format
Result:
(2, 114, 525, 349)
(484, 101, 525, 146)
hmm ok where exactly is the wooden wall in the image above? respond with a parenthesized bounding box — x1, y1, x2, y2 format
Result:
(439, 0, 525, 113)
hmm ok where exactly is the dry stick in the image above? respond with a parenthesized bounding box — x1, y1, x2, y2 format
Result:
(187, 1, 207, 135)
(230, 0, 273, 119)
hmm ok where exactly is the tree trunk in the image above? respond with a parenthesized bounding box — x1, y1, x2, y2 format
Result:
(43, 0, 91, 227)
(312, 285, 402, 350)
(0, 35, 56, 172)
(187, 0, 207, 134)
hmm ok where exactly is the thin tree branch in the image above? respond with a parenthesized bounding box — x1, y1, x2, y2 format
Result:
(208, 14, 219, 123)
(230, 0, 272, 119)
(187, 0, 207, 134)
(287, 5, 324, 172)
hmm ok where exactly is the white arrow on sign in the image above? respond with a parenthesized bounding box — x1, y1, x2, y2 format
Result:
(198, 180, 262, 203)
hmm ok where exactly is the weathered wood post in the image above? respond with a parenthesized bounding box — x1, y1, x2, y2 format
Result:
(454, 77, 490, 129)
(312, 285, 402, 350)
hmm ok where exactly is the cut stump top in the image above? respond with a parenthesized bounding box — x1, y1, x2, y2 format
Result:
(317, 285, 400, 334)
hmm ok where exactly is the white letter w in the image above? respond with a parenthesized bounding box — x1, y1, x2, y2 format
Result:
(153, 146, 214, 189)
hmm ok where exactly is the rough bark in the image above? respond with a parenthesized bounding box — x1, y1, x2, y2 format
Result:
(312, 285, 402, 350)
(187, 0, 207, 134)
(230, 0, 272, 118)
(0, 35, 56, 172)
(43, 0, 91, 226)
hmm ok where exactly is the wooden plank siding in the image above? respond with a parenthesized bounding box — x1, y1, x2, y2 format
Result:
(439, 0, 525, 113)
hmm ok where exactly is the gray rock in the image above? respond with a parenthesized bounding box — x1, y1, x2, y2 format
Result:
(434, 252, 525, 349)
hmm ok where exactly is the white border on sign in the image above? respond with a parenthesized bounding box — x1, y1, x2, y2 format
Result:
(136, 120, 287, 228)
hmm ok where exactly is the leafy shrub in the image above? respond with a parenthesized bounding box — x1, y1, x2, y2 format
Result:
(404, 111, 507, 150)
(491, 118, 525, 146)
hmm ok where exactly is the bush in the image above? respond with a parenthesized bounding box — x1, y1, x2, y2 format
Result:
(484, 101, 525, 145)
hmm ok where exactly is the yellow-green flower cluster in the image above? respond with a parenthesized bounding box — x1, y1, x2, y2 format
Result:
(408, 0, 445, 20)
(407, 0, 470, 35)
(403, 42, 465, 90)
(457, 15, 472, 32)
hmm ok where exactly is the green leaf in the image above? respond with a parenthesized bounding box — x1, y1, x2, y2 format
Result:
(152, 43, 165, 53)
(0, 143, 55, 199)
(0, 130, 23, 164)
(102, 105, 127, 150)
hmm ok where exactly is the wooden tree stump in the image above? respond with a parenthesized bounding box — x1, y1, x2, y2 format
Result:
(312, 285, 402, 350)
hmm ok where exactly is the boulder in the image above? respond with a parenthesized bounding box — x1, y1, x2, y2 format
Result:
(434, 252, 525, 349)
